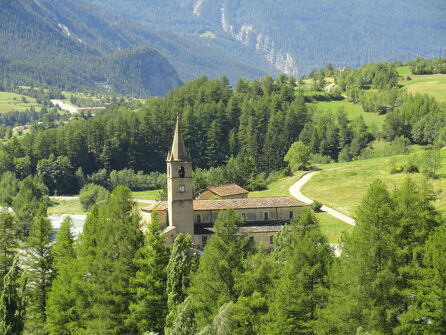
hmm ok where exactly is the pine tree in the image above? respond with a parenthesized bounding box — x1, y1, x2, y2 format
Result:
(266, 208, 333, 335)
(81, 186, 144, 334)
(0, 257, 27, 335)
(165, 234, 198, 334)
(189, 209, 254, 330)
(128, 213, 169, 334)
(0, 214, 17, 290)
(52, 217, 75, 276)
(25, 202, 53, 335)
(316, 180, 399, 334)
(398, 225, 446, 334)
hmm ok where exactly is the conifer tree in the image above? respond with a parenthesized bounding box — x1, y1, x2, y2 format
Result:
(0, 257, 27, 335)
(189, 209, 254, 330)
(165, 234, 198, 334)
(128, 213, 169, 334)
(81, 186, 144, 334)
(398, 225, 446, 334)
(316, 180, 399, 334)
(25, 203, 53, 335)
(266, 208, 333, 335)
(52, 217, 74, 276)
(0, 214, 17, 290)
(167, 297, 197, 335)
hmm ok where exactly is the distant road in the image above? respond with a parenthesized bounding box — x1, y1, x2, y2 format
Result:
(51, 100, 79, 114)
(289, 171, 356, 226)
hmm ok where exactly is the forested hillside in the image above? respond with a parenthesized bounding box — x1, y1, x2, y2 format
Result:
(90, 0, 446, 75)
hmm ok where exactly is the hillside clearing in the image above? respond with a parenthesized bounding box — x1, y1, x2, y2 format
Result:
(302, 149, 446, 217)
(0, 91, 41, 113)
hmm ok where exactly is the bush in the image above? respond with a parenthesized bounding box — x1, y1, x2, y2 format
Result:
(312, 201, 323, 212)
(79, 183, 110, 211)
(390, 167, 404, 174)
(405, 164, 419, 174)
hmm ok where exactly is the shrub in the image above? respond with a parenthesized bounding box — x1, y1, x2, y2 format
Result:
(312, 201, 323, 212)
(79, 183, 110, 211)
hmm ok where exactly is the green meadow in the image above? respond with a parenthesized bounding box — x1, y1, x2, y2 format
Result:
(0, 91, 42, 113)
(302, 149, 446, 217)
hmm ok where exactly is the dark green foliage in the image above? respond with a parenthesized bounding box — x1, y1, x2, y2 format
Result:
(36, 155, 76, 195)
(0, 257, 27, 335)
(409, 57, 446, 75)
(25, 203, 53, 334)
(0, 172, 18, 207)
(128, 214, 169, 334)
(266, 209, 333, 335)
(398, 225, 446, 334)
(0, 214, 18, 290)
(51, 217, 75, 276)
(79, 183, 110, 211)
(189, 209, 255, 330)
(165, 234, 198, 334)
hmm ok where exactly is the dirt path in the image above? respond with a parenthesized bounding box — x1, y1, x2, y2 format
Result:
(289, 171, 356, 226)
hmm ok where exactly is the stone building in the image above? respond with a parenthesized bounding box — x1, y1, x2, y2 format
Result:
(142, 116, 307, 248)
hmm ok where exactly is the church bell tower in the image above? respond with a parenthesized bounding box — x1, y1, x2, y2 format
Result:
(166, 116, 194, 236)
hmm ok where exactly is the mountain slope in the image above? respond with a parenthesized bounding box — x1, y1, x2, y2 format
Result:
(89, 0, 446, 76)
(0, 0, 183, 96)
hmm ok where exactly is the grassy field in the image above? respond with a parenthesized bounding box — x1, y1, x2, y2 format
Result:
(302, 149, 446, 217)
(132, 190, 162, 201)
(309, 100, 386, 127)
(249, 171, 352, 242)
(315, 212, 353, 243)
(0, 91, 42, 113)
(249, 172, 308, 198)
(48, 199, 86, 215)
(403, 74, 446, 103)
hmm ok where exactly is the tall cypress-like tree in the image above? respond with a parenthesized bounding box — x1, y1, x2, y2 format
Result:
(81, 186, 144, 334)
(52, 217, 75, 276)
(189, 209, 254, 331)
(25, 203, 53, 335)
(128, 213, 169, 334)
(0, 214, 17, 290)
(165, 234, 198, 334)
(0, 257, 27, 335)
(265, 208, 333, 335)
(317, 180, 399, 334)
(398, 225, 446, 334)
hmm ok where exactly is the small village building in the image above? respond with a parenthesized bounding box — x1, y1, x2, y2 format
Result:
(196, 184, 249, 199)
(142, 116, 308, 249)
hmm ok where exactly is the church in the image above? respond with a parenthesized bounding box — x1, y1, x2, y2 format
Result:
(142, 117, 307, 248)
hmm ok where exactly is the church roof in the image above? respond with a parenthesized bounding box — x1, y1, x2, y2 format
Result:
(143, 196, 306, 212)
(205, 184, 249, 197)
(167, 115, 190, 161)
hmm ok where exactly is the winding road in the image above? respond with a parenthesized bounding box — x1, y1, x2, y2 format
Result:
(289, 171, 356, 226)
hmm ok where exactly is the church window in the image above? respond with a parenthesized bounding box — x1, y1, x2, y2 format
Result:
(264, 212, 269, 221)
(269, 236, 274, 245)
(289, 211, 294, 219)
(197, 214, 201, 223)
(242, 213, 246, 220)
(179, 166, 185, 178)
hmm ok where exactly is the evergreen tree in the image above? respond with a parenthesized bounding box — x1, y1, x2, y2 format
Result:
(167, 297, 197, 335)
(81, 186, 144, 334)
(398, 225, 446, 334)
(0, 172, 18, 207)
(266, 208, 333, 335)
(52, 217, 75, 276)
(317, 180, 399, 334)
(0, 214, 17, 290)
(165, 234, 198, 334)
(189, 209, 254, 330)
(0, 257, 27, 335)
(128, 213, 169, 334)
(25, 203, 53, 335)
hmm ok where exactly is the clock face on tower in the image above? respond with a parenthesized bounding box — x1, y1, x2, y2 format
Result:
(179, 184, 185, 193)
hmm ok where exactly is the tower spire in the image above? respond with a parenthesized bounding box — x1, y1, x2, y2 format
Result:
(168, 114, 190, 161)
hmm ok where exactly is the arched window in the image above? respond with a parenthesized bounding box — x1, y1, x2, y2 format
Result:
(289, 211, 294, 219)
(264, 212, 269, 221)
(179, 166, 185, 178)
